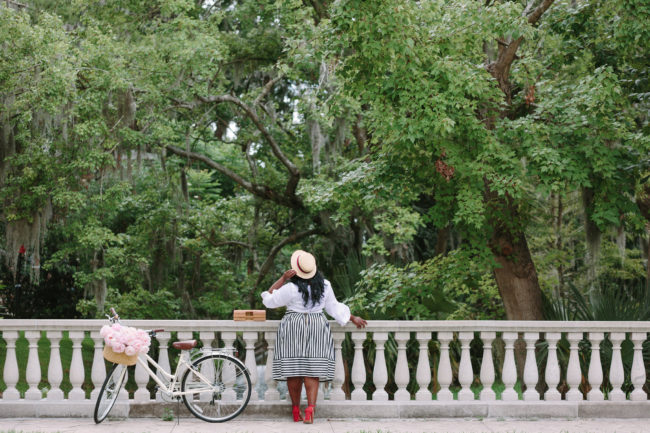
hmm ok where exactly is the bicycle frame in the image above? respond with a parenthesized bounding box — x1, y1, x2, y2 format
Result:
(134, 350, 219, 397)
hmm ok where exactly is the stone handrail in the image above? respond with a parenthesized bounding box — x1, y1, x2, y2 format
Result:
(1, 319, 649, 411)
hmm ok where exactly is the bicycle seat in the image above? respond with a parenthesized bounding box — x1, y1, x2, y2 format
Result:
(172, 340, 198, 350)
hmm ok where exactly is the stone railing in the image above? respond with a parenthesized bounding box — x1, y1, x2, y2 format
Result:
(1, 319, 649, 418)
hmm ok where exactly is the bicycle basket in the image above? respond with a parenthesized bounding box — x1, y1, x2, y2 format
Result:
(103, 345, 138, 366)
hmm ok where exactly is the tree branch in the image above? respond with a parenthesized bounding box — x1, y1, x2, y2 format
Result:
(254, 75, 283, 106)
(165, 144, 303, 209)
(303, 0, 329, 24)
(179, 93, 302, 198)
(486, 0, 556, 105)
(527, 0, 556, 25)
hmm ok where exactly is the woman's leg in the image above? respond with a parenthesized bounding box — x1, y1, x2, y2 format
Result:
(304, 377, 320, 406)
(286, 377, 304, 406)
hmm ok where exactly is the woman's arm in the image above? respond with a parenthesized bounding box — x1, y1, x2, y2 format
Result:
(267, 269, 296, 294)
(323, 280, 367, 328)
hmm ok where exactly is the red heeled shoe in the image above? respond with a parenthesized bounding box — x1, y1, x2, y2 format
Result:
(292, 405, 303, 422)
(303, 405, 315, 424)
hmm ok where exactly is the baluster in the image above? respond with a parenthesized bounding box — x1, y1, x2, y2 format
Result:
(565, 332, 583, 401)
(544, 333, 561, 401)
(2, 331, 20, 400)
(501, 332, 518, 401)
(174, 331, 194, 401)
(134, 350, 150, 401)
(479, 332, 496, 401)
(24, 331, 43, 400)
(90, 331, 106, 400)
(351, 332, 367, 400)
(155, 332, 171, 401)
(394, 332, 410, 401)
(243, 332, 259, 401)
(331, 332, 346, 400)
(457, 332, 474, 401)
(415, 332, 432, 401)
(436, 332, 453, 401)
(630, 332, 647, 401)
(264, 331, 280, 400)
(46, 331, 64, 400)
(523, 332, 540, 401)
(372, 332, 389, 401)
(221, 331, 237, 400)
(68, 331, 86, 400)
(608, 332, 626, 401)
(587, 332, 604, 401)
(197, 331, 216, 403)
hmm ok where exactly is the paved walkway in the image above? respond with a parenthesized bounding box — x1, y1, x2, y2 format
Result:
(1, 418, 648, 433)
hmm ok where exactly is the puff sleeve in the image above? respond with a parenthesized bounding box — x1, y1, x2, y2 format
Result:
(261, 283, 294, 309)
(323, 280, 351, 326)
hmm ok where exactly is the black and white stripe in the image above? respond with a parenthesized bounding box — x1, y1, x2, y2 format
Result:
(272, 311, 335, 382)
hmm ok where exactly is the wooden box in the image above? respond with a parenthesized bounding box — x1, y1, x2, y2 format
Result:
(233, 310, 266, 321)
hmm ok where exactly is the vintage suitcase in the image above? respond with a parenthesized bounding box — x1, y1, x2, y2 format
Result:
(233, 309, 266, 321)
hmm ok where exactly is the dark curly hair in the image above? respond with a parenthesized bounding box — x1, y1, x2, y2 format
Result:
(290, 270, 325, 308)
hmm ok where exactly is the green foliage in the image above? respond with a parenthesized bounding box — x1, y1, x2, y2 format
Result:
(543, 242, 650, 321)
(79, 287, 181, 319)
(347, 249, 505, 320)
(1, 0, 648, 321)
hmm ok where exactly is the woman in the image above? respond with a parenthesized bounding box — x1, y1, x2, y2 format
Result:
(261, 250, 367, 424)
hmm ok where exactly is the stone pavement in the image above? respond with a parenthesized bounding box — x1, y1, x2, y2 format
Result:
(1, 418, 649, 433)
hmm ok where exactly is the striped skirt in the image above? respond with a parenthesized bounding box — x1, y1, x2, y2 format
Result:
(272, 311, 335, 382)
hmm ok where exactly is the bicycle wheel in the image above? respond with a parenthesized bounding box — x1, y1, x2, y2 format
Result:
(181, 353, 251, 422)
(94, 363, 127, 424)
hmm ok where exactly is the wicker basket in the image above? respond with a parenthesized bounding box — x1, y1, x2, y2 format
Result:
(103, 345, 138, 366)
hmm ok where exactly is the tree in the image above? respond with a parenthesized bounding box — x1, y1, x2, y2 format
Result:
(323, 0, 647, 319)
(1, 0, 647, 321)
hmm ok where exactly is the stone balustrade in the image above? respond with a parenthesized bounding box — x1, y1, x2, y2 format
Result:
(0, 319, 649, 419)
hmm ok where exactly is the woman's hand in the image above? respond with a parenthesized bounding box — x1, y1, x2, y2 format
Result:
(350, 315, 367, 329)
(268, 269, 296, 294)
(282, 269, 296, 281)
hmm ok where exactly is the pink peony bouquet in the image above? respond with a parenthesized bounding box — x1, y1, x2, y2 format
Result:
(100, 323, 150, 357)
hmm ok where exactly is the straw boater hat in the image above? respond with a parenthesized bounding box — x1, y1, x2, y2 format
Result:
(290, 250, 317, 279)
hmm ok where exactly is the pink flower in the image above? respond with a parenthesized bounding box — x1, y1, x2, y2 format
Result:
(100, 325, 111, 338)
(102, 324, 150, 355)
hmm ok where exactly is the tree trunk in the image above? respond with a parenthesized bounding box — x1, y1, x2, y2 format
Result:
(92, 249, 107, 315)
(582, 187, 601, 285)
(645, 228, 650, 291)
(434, 226, 449, 256)
(479, 2, 557, 321)
(636, 183, 650, 290)
(554, 193, 565, 292)
(492, 229, 544, 320)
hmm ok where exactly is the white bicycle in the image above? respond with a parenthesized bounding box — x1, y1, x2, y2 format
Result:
(93, 308, 251, 423)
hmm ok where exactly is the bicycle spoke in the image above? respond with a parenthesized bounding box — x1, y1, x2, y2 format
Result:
(181, 354, 251, 422)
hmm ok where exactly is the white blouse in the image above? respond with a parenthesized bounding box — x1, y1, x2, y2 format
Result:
(261, 279, 351, 326)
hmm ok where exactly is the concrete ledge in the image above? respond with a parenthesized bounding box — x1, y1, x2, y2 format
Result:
(0, 400, 129, 418)
(487, 401, 579, 418)
(578, 401, 650, 418)
(2, 400, 650, 419)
